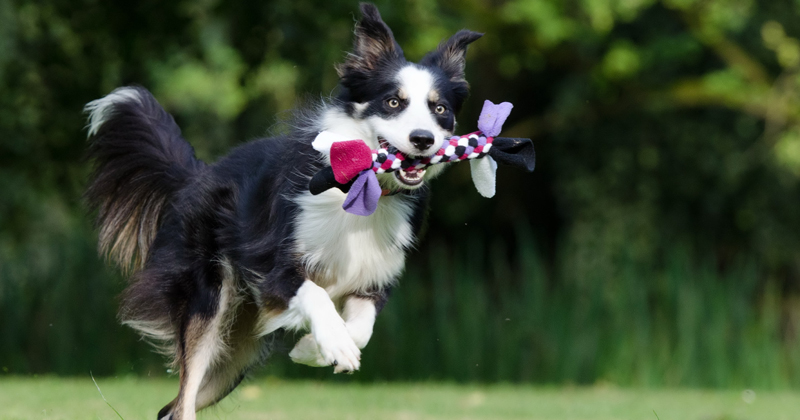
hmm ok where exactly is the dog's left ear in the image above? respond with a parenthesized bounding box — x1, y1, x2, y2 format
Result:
(421, 30, 483, 82)
(337, 3, 403, 77)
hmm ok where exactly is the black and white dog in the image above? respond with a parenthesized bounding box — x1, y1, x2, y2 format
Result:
(85, 4, 482, 420)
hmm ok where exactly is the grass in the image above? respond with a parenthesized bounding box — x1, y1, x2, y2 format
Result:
(0, 377, 798, 420)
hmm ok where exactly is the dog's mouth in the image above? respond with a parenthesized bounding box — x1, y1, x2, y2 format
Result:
(377, 135, 426, 187)
(395, 168, 426, 187)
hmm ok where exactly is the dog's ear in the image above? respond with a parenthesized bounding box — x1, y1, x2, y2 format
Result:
(421, 30, 483, 82)
(337, 3, 403, 77)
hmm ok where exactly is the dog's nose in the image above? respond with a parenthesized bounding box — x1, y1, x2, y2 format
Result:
(409, 130, 435, 151)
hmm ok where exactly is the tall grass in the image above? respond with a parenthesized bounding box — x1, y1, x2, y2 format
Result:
(2, 213, 798, 387)
(339, 226, 800, 387)
(0, 194, 153, 375)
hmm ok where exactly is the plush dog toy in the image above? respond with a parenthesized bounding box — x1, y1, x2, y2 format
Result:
(309, 100, 536, 215)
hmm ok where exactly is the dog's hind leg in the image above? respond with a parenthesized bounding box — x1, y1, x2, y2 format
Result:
(159, 264, 239, 420)
(161, 313, 224, 420)
(158, 332, 256, 420)
(193, 300, 271, 411)
(193, 338, 264, 410)
(157, 318, 218, 420)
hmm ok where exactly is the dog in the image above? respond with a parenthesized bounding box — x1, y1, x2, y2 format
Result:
(84, 4, 482, 420)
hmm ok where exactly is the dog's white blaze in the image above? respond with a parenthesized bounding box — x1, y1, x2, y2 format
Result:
(293, 189, 415, 299)
(367, 65, 449, 156)
(84, 87, 143, 137)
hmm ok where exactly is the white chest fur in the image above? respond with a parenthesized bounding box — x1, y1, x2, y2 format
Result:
(293, 189, 416, 299)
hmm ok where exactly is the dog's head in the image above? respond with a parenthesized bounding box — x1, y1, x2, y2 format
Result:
(335, 3, 482, 189)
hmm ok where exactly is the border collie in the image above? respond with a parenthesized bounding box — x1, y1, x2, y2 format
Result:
(85, 4, 482, 420)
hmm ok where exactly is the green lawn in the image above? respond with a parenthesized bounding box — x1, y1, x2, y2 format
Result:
(0, 376, 798, 420)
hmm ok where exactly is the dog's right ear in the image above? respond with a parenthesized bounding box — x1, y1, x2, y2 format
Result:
(337, 3, 403, 77)
(421, 30, 483, 83)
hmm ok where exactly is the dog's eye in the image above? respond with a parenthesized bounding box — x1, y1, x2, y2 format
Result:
(435, 104, 446, 115)
(387, 98, 400, 108)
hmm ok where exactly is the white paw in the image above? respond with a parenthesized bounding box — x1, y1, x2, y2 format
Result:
(289, 334, 327, 366)
(313, 320, 361, 373)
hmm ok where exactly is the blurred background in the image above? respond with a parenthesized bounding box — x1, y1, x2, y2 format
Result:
(2, 0, 800, 389)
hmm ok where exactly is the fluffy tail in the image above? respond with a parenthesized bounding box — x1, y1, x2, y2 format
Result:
(84, 86, 203, 272)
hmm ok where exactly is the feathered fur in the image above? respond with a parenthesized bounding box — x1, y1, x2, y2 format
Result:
(84, 87, 204, 272)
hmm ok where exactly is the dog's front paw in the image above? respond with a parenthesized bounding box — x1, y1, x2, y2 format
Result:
(289, 334, 327, 366)
(314, 321, 361, 374)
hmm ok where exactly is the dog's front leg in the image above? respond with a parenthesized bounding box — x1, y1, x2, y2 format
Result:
(288, 280, 361, 372)
(342, 296, 377, 349)
(290, 294, 377, 373)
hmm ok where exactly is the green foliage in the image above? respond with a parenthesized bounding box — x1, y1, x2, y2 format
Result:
(3, 0, 800, 387)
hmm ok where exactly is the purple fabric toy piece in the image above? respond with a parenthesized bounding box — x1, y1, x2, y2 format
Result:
(341, 169, 382, 216)
(477, 100, 513, 137)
